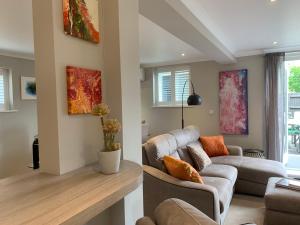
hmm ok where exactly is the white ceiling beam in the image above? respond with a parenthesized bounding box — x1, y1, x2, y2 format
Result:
(139, 0, 236, 64)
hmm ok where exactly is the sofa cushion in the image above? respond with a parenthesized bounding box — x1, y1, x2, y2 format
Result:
(199, 136, 229, 157)
(163, 156, 204, 184)
(211, 156, 287, 185)
(211, 156, 243, 168)
(177, 147, 195, 166)
(238, 157, 287, 185)
(200, 164, 237, 185)
(188, 141, 212, 171)
(154, 198, 218, 225)
(144, 134, 179, 170)
(169, 126, 200, 147)
(265, 177, 300, 215)
(202, 176, 234, 213)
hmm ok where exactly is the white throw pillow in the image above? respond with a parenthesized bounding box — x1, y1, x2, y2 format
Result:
(187, 142, 212, 171)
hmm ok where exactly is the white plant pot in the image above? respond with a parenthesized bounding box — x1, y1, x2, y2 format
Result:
(98, 149, 121, 174)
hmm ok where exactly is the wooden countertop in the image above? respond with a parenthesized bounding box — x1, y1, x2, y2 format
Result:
(0, 160, 143, 225)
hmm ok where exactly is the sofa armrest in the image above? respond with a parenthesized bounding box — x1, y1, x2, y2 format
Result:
(226, 145, 243, 156)
(143, 165, 221, 223)
(136, 217, 156, 225)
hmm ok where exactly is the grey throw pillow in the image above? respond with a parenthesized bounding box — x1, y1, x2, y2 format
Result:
(187, 142, 212, 171)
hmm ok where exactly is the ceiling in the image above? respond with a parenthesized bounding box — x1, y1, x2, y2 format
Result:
(0, 0, 299, 66)
(139, 15, 206, 67)
(192, 0, 300, 56)
(140, 0, 300, 66)
(0, 0, 34, 59)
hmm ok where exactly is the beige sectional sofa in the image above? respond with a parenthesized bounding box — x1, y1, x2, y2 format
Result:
(142, 126, 287, 225)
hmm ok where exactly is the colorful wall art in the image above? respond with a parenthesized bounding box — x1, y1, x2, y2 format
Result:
(66, 66, 101, 114)
(63, 0, 100, 43)
(219, 69, 248, 135)
(21, 77, 37, 100)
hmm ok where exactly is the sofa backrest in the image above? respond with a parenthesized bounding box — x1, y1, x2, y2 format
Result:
(169, 125, 200, 147)
(169, 125, 200, 166)
(143, 133, 179, 169)
(143, 126, 201, 169)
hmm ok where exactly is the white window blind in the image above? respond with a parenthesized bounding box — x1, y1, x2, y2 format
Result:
(175, 69, 190, 103)
(154, 67, 190, 106)
(0, 68, 12, 111)
(0, 74, 4, 104)
(158, 71, 172, 103)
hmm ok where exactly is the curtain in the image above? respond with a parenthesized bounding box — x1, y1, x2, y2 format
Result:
(265, 52, 287, 162)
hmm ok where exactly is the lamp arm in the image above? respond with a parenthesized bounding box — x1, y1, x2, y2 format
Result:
(182, 80, 188, 129)
(191, 81, 196, 94)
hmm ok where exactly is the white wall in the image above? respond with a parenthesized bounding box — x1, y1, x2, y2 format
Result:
(0, 55, 37, 178)
(33, 0, 142, 224)
(33, 0, 104, 175)
(141, 55, 266, 150)
(52, 0, 104, 174)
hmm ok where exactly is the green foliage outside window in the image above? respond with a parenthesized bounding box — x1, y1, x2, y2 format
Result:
(288, 67, 300, 92)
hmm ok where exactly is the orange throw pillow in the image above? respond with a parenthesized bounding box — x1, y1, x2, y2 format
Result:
(199, 136, 229, 157)
(163, 156, 204, 184)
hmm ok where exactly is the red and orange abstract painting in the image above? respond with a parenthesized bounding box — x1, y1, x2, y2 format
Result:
(67, 66, 101, 115)
(219, 69, 248, 135)
(63, 0, 100, 43)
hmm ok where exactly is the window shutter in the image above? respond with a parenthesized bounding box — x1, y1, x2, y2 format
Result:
(0, 74, 5, 105)
(175, 69, 190, 102)
(157, 71, 172, 103)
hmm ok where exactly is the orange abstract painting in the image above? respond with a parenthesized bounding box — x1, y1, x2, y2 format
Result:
(67, 66, 101, 115)
(63, 0, 100, 43)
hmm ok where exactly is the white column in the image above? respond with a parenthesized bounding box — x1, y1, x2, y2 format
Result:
(103, 0, 143, 224)
(32, 0, 104, 175)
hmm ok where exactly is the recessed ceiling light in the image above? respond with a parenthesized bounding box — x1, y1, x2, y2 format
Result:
(270, 0, 277, 2)
(181, 53, 185, 56)
(273, 41, 278, 45)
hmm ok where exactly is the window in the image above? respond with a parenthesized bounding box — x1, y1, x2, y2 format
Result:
(153, 67, 190, 106)
(0, 68, 13, 111)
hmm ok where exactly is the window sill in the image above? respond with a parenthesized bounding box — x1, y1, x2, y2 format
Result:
(0, 109, 18, 113)
(152, 105, 199, 108)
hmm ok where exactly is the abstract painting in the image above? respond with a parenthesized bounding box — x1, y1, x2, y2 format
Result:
(66, 66, 101, 114)
(63, 0, 100, 43)
(219, 69, 248, 135)
(21, 77, 37, 100)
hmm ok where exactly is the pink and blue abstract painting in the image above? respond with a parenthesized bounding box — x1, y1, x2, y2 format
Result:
(219, 69, 248, 135)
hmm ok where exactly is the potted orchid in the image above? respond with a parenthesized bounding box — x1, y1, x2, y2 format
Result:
(93, 103, 122, 174)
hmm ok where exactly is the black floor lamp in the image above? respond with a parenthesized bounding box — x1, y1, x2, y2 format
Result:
(181, 80, 202, 129)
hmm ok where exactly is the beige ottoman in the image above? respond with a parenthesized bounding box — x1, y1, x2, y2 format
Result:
(265, 177, 300, 225)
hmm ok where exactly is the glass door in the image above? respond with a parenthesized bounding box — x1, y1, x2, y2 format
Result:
(286, 59, 300, 170)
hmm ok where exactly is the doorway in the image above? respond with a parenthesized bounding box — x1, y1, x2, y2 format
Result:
(286, 58, 300, 171)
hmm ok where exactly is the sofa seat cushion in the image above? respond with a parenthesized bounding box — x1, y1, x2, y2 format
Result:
(200, 164, 237, 185)
(265, 177, 300, 215)
(211, 156, 243, 168)
(211, 156, 287, 185)
(238, 157, 287, 185)
(202, 177, 234, 213)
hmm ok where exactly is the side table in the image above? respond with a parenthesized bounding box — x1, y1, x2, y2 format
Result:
(243, 148, 265, 158)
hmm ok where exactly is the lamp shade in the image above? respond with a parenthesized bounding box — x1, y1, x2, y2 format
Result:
(187, 93, 202, 106)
